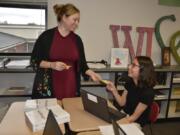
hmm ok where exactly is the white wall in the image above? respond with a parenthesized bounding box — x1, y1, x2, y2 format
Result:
(48, 0, 180, 65)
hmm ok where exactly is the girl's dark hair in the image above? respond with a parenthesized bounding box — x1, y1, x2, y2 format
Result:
(53, 3, 80, 22)
(136, 56, 156, 88)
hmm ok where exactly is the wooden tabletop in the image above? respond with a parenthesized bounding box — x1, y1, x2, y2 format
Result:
(62, 97, 128, 132)
(0, 101, 64, 135)
(77, 131, 101, 135)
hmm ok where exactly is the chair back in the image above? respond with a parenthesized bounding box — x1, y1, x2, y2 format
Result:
(149, 102, 160, 123)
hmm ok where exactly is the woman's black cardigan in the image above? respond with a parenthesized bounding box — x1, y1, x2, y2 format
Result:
(31, 27, 89, 98)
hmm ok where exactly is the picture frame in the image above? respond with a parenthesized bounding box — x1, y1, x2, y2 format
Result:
(111, 48, 129, 68)
(162, 47, 170, 66)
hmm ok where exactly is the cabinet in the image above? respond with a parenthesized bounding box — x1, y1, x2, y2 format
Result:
(168, 72, 180, 118)
(0, 54, 34, 114)
(153, 66, 180, 120)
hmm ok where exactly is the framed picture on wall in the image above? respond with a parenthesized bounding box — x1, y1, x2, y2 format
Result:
(111, 48, 129, 68)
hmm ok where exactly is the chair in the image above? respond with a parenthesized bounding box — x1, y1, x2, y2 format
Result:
(148, 102, 160, 135)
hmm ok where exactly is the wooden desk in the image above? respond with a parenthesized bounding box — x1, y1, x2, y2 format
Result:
(62, 97, 127, 132)
(77, 131, 101, 135)
(0, 101, 64, 135)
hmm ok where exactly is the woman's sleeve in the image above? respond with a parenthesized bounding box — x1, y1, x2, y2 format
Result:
(30, 34, 44, 71)
(77, 36, 89, 75)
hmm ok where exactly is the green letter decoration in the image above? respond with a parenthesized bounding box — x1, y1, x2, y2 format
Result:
(170, 31, 180, 65)
(155, 15, 176, 49)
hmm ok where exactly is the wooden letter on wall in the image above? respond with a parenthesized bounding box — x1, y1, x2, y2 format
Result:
(110, 25, 154, 61)
(136, 27, 154, 57)
(109, 25, 120, 48)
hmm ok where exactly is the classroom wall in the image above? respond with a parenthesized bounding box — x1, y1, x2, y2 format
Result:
(48, 0, 180, 65)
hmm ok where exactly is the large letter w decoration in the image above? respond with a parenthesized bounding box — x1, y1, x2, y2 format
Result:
(110, 25, 154, 61)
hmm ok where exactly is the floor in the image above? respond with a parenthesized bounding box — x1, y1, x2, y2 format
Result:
(142, 121, 180, 135)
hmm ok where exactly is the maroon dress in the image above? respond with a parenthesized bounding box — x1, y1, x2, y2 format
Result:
(50, 29, 79, 99)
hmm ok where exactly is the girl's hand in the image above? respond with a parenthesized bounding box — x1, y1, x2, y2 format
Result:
(106, 81, 117, 93)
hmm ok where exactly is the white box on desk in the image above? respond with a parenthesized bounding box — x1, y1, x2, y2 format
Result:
(24, 98, 57, 112)
(25, 105, 70, 132)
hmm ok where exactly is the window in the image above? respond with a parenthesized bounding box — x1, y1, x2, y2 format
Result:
(0, 3, 47, 53)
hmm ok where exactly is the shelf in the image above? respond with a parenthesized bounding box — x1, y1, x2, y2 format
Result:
(154, 65, 180, 72)
(173, 73, 180, 84)
(91, 65, 180, 72)
(0, 65, 178, 73)
(171, 95, 180, 100)
(173, 78, 180, 84)
(155, 96, 168, 100)
(168, 101, 180, 118)
(154, 89, 169, 101)
(0, 68, 34, 73)
(0, 87, 32, 97)
(81, 81, 105, 87)
(171, 86, 180, 100)
(154, 85, 170, 89)
(117, 84, 170, 90)
(0, 60, 179, 121)
(168, 113, 180, 118)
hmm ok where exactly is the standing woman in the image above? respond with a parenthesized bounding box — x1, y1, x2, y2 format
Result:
(107, 56, 156, 126)
(31, 3, 101, 99)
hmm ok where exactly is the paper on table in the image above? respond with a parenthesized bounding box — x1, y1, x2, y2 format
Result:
(99, 125, 114, 135)
(99, 123, 144, 135)
(87, 63, 106, 69)
(120, 123, 144, 135)
(5, 59, 30, 69)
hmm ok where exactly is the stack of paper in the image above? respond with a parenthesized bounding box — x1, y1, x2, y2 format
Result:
(99, 123, 144, 135)
(24, 98, 70, 132)
(87, 63, 106, 69)
(5, 59, 30, 69)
